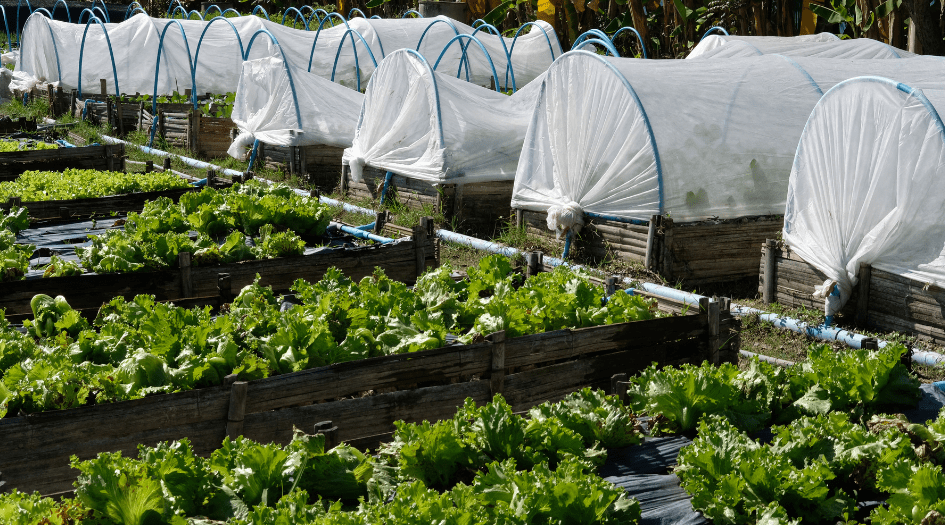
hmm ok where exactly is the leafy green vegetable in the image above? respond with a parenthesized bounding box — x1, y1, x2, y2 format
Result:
(0, 168, 188, 202)
(0, 207, 33, 282)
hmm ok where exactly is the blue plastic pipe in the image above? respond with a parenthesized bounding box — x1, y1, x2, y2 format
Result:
(355, 222, 375, 231)
(99, 134, 245, 178)
(562, 230, 573, 259)
(380, 171, 392, 205)
(328, 222, 392, 243)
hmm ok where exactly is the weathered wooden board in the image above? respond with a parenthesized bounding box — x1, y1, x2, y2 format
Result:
(0, 229, 438, 317)
(0, 144, 126, 181)
(258, 143, 345, 193)
(0, 187, 195, 220)
(0, 299, 738, 495)
(341, 165, 513, 237)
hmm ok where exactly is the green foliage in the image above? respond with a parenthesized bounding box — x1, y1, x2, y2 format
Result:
(0, 139, 57, 152)
(0, 169, 189, 202)
(627, 343, 921, 434)
(0, 207, 33, 282)
(77, 181, 332, 274)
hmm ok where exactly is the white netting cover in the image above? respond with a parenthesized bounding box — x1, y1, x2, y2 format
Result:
(342, 48, 542, 184)
(511, 52, 945, 228)
(688, 33, 913, 59)
(17, 13, 561, 96)
(228, 55, 364, 158)
(783, 77, 945, 308)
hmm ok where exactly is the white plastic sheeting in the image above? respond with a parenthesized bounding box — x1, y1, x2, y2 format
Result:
(17, 12, 561, 96)
(228, 56, 364, 158)
(511, 52, 945, 234)
(342, 48, 543, 184)
(688, 33, 913, 59)
(783, 77, 945, 309)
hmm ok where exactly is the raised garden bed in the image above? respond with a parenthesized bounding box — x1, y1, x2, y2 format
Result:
(0, 266, 737, 496)
(0, 186, 196, 220)
(758, 241, 945, 345)
(257, 141, 345, 193)
(343, 163, 513, 238)
(139, 103, 234, 158)
(516, 209, 783, 286)
(0, 143, 126, 182)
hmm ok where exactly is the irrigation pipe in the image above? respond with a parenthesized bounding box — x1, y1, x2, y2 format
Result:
(82, 134, 945, 368)
(328, 222, 392, 244)
(124, 158, 200, 182)
(432, 227, 945, 367)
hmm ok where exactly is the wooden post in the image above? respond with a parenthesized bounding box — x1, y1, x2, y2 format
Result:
(605, 276, 618, 296)
(206, 169, 216, 187)
(163, 157, 172, 171)
(178, 252, 193, 298)
(412, 218, 430, 278)
(763, 239, 777, 304)
(373, 211, 386, 235)
(70, 89, 77, 118)
(855, 262, 872, 328)
(526, 251, 540, 278)
(99, 79, 107, 96)
(218, 273, 232, 304)
(660, 217, 674, 279)
(515, 209, 523, 229)
(115, 97, 125, 136)
(288, 145, 298, 176)
(184, 88, 192, 99)
(610, 373, 628, 404)
(314, 421, 339, 449)
(138, 101, 145, 131)
(145, 160, 153, 173)
(225, 381, 248, 440)
(46, 84, 54, 117)
(644, 214, 659, 271)
(487, 331, 506, 396)
(158, 109, 166, 141)
(106, 97, 113, 130)
(707, 299, 720, 365)
(105, 145, 115, 172)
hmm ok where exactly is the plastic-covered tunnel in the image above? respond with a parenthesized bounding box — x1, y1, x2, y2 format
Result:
(342, 48, 543, 184)
(688, 33, 913, 59)
(784, 76, 945, 308)
(511, 51, 945, 236)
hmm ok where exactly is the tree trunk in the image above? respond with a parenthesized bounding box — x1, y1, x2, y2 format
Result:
(903, 0, 944, 55)
(627, 0, 649, 55)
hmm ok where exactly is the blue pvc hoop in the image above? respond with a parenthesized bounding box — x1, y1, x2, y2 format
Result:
(572, 29, 611, 48)
(700, 26, 729, 40)
(92, 0, 110, 21)
(51, 0, 71, 22)
(371, 15, 381, 19)
(203, 4, 224, 17)
(463, 22, 515, 91)
(188, 9, 204, 20)
(433, 34, 502, 92)
(123, 1, 143, 20)
(330, 28, 381, 91)
(554, 50, 664, 215)
(356, 49, 445, 147)
(612, 26, 647, 58)
(127, 6, 147, 18)
(402, 9, 423, 17)
(282, 7, 309, 30)
(193, 16, 245, 108)
(572, 37, 620, 57)
(348, 8, 366, 18)
(31, 7, 52, 18)
(306, 13, 352, 72)
(251, 5, 270, 19)
(77, 15, 121, 98)
(150, 19, 196, 116)
(166, 0, 185, 15)
(221, 8, 240, 17)
(507, 22, 559, 90)
(16, 0, 33, 46)
(244, 28, 303, 129)
(0, 7, 12, 52)
(471, 18, 486, 27)
(168, 5, 188, 19)
(415, 18, 460, 53)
